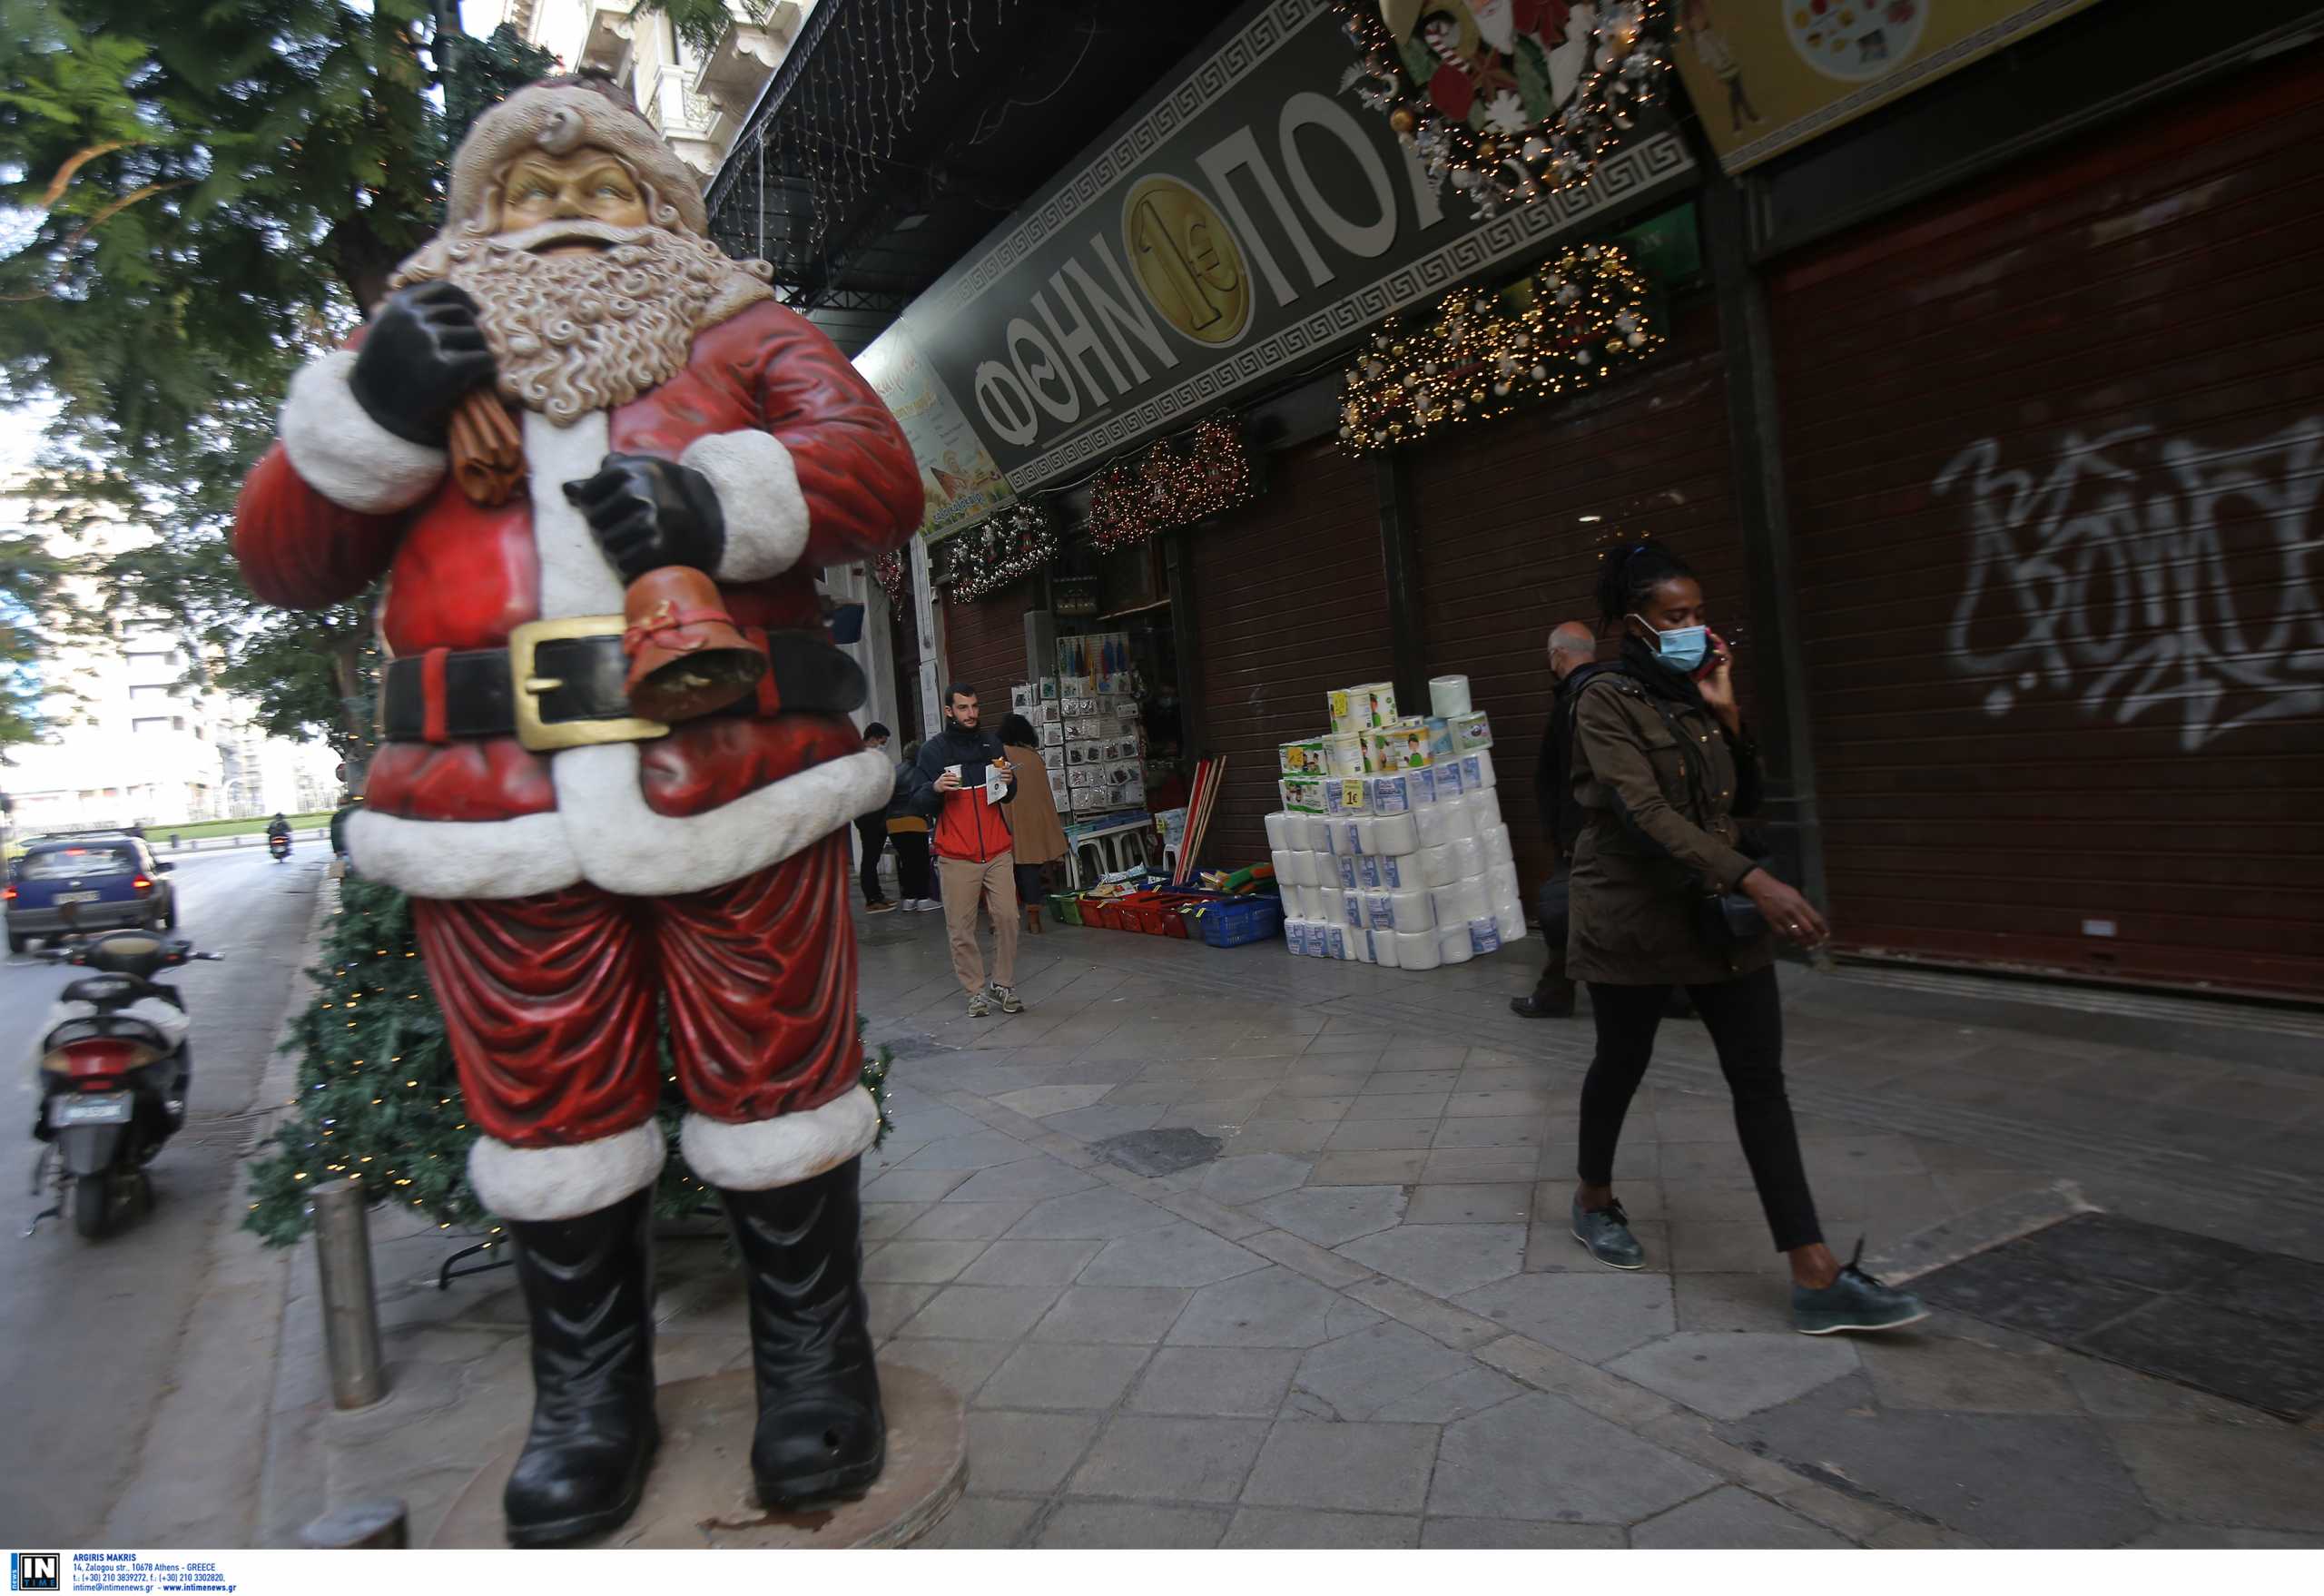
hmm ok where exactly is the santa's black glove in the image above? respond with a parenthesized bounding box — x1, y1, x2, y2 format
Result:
(563, 453, 727, 582)
(350, 281, 497, 446)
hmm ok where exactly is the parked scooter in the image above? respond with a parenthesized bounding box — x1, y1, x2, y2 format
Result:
(28, 930, 221, 1239)
(268, 832, 291, 862)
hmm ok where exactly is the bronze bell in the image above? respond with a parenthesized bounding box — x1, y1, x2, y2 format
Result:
(620, 566, 767, 724)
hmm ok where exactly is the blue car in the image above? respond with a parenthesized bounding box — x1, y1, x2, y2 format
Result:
(5, 834, 179, 954)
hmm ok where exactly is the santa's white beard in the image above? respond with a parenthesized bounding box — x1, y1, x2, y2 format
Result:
(390, 219, 756, 426)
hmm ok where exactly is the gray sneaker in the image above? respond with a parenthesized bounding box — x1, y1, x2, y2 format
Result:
(994, 984, 1023, 1014)
(1794, 1240, 1928, 1335)
(1571, 1197, 1646, 1270)
(967, 990, 990, 1019)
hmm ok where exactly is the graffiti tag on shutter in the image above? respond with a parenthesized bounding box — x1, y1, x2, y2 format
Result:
(1935, 419, 2324, 751)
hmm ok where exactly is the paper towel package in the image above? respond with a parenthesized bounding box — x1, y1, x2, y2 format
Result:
(1384, 887, 1436, 932)
(1375, 927, 1402, 968)
(1377, 852, 1407, 891)
(1425, 717, 1455, 762)
(1469, 915, 1502, 956)
(1482, 824, 1514, 868)
(1301, 816, 1331, 851)
(1444, 795, 1482, 844)
(1356, 853, 1382, 890)
(1370, 772, 1413, 814)
(1494, 897, 1526, 943)
(1325, 733, 1367, 777)
(1413, 803, 1452, 850)
(1324, 776, 1371, 817)
(1390, 930, 1436, 970)
(1335, 854, 1359, 890)
(1280, 775, 1324, 813)
(1327, 925, 1348, 961)
(1452, 834, 1488, 880)
(1279, 738, 1325, 775)
(1435, 756, 1464, 797)
(1343, 890, 1364, 928)
(1285, 920, 1308, 956)
(1428, 674, 1472, 718)
(1437, 924, 1474, 965)
(1364, 723, 1433, 772)
(1364, 891, 1392, 930)
(1464, 748, 1497, 791)
(1372, 812, 1420, 855)
(1264, 813, 1292, 852)
(1354, 682, 1397, 729)
(1451, 710, 1493, 751)
(1415, 842, 1460, 887)
(1270, 848, 1295, 886)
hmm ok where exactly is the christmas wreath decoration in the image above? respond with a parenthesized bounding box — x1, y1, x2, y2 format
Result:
(1332, 0, 1672, 220)
(1339, 241, 1662, 453)
(872, 549, 908, 609)
(1088, 418, 1256, 554)
(943, 499, 1059, 604)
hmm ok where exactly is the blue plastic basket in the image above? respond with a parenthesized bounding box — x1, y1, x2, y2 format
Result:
(1196, 893, 1284, 949)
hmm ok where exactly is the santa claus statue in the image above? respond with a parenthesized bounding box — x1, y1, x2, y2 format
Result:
(234, 74, 923, 1544)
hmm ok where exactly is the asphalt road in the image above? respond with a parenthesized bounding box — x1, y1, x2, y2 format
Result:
(0, 842, 323, 1545)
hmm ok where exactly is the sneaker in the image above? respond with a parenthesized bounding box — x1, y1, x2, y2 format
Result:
(994, 984, 1023, 1014)
(1793, 1240, 1928, 1335)
(967, 990, 990, 1019)
(866, 900, 897, 914)
(1571, 1196, 1646, 1270)
(917, 899, 943, 913)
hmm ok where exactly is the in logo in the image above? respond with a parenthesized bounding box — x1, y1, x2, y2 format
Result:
(10, 1554, 59, 1592)
(1121, 176, 1250, 348)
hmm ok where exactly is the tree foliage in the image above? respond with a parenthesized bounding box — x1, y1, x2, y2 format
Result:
(0, 3, 553, 757)
(0, 530, 67, 747)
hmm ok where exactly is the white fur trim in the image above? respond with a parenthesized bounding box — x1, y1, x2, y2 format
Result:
(555, 744, 892, 898)
(279, 350, 447, 515)
(468, 1121, 667, 1223)
(682, 430, 809, 583)
(346, 807, 581, 901)
(680, 1088, 880, 1192)
(525, 410, 625, 619)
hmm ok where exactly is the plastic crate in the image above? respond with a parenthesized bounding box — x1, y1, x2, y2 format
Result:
(1196, 894, 1284, 949)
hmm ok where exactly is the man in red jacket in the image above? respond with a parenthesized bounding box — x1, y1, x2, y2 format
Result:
(903, 684, 1021, 1017)
(232, 74, 921, 1545)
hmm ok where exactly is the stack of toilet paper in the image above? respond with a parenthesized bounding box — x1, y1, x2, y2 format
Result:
(1264, 744, 1525, 969)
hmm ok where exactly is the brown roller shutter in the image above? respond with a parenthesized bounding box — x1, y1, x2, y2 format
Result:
(939, 580, 1034, 706)
(1189, 441, 1393, 871)
(1407, 298, 1756, 899)
(1770, 47, 2324, 997)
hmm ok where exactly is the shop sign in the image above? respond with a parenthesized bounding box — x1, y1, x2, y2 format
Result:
(852, 324, 1016, 545)
(891, 0, 1694, 491)
(1673, 0, 2102, 172)
(1051, 576, 1102, 618)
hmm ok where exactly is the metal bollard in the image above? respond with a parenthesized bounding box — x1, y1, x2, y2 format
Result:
(300, 1498, 409, 1550)
(310, 1178, 389, 1409)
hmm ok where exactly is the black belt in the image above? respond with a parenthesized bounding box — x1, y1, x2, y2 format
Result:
(379, 621, 866, 753)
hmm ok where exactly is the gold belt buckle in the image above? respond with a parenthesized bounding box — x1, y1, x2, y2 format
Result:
(507, 616, 671, 754)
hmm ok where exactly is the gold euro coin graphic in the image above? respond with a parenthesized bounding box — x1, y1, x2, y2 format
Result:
(1122, 174, 1252, 347)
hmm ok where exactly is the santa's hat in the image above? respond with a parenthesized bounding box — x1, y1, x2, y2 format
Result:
(446, 71, 709, 239)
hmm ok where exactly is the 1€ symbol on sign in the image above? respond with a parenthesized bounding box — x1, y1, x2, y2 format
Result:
(1124, 175, 1251, 347)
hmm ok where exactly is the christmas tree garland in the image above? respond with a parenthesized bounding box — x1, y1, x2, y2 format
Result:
(1332, 0, 1673, 219)
(942, 499, 1058, 604)
(1338, 242, 1663, 454)
(872, 549, 908, 609)
(244, 875, 895, 1248)
(1088, 417, 1255, 553)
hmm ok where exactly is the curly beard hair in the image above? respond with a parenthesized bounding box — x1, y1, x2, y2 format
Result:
(389, 219, 773, 426)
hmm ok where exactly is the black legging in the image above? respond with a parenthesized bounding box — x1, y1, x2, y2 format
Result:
(854, 815, 889, 905)
(1579, 964, 1822, 1252)
(890, 830, 933, 902)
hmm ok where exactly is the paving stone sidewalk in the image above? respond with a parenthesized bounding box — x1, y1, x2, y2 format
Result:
(271, 906, 2324, 1550)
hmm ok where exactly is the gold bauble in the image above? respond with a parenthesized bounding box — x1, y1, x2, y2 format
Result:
(1389, 106, 1418, 135)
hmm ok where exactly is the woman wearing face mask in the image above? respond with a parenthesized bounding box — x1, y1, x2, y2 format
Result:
(1562, 541, 1925, 1335)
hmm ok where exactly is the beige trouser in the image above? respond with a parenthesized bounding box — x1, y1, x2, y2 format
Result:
(939, 852, 1019, 995)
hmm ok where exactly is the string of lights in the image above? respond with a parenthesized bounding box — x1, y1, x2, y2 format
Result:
(1087, 417, 1256, 554)
(941, 499, 1059, 604)
(1338, 241, 1665, 454)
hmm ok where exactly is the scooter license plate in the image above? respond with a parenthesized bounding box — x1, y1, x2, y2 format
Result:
(54, 891, 102, 903)
(49, 1092, 133, 1128)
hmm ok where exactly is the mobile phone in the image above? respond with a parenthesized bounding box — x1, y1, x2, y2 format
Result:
(1694, 632, 1731, 682)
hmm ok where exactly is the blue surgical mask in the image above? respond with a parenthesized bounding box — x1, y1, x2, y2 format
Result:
(1630, 616, 1709, 674)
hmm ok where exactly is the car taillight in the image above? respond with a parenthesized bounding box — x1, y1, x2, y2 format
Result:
(133, 876, 153, 893)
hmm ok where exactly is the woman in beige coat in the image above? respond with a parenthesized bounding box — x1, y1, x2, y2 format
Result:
(1000, 714, 1069, 933)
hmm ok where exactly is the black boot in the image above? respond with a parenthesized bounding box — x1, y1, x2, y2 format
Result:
(501, 1188, 660, 1546)
(1511, 977, 1577, 1019)
(716, 1157, 885, 1507)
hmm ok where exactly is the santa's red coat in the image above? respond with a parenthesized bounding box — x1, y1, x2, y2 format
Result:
(235, 298, 923, 903)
